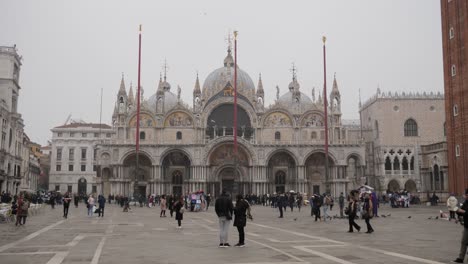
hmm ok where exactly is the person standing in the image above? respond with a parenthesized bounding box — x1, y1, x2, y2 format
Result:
(173, 196, 184, 228)
(63, 192, 72, 219)
(98, 195, 106, 217)
(206, 194, 211, 211)
(74, 193, 79, 208)
(50, 193, 56, 209)
(447, 193, 459, 221)
(339, 192, 345, 218)
(168, 195, 174, 218)
(323, 194, 331, 221)
(87, 195, 95, 217)
(160, 195, 167, 217)
(313, 195, 322, 222)
(233, 194, 251, 247)
(347, 195, 361, 233)
(453, 189, 468, 263)
(362, 192, 374, 233)
(215, 189, 234, 248)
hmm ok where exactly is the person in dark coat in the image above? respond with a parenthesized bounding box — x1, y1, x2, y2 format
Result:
(174, 196, 184, 228)
(347, 195, 361, 233)
(63, 192, 72, 218)
(453, 189, 468, 263)
(168, 195, 175, 218)
(278, 193, 285, 218)
(233, 194, 251, 247)
(98, 195, 106, 217)
(215, 189, 234, 247)
(73, 194, 79, 208)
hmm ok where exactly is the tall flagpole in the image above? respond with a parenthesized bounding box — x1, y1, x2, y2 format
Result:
(233, 31, 239, 195)
(233, 31, 238, 155)
(323, 36, 330, 194)
(135, 24, 142, 197)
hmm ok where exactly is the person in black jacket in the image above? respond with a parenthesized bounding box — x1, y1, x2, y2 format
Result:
(453, 189, 468, 263)
(173, 196, 184, 229)
(347, 196, 361, 233)
(215, 189, 234, 248)
(233, 194, 251, 247)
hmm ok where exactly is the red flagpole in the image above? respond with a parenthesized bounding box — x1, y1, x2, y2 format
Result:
(135, 25, 142, 190)
(233, 31, 238, 155)
(323, 36, 330, 193)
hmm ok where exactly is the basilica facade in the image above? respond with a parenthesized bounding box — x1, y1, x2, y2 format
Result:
(96, 47, 366, 198)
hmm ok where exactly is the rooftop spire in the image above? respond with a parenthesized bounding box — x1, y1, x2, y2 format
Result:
(256, 73, 264, 96)
(163, 59, 168, 82)
(119, 73, 126, 92)
(193, 72, 201, 95)
(332, 72, 339, 91)
(128, 82, 135, 104)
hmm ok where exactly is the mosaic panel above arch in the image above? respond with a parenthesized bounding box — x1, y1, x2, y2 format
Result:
(164, 111, 193, 127)
(209, 143, 250, 166)
(302, 113, 324, 127)
(129, 113, 156, 127)
(263, 112, 292, 127)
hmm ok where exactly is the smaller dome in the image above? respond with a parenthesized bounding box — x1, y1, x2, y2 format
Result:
(147, 90, 178, 112)
(288, 79, 300, 91)
(278, 90, 314, 113)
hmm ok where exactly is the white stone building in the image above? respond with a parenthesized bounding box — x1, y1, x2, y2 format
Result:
(49, 123, 114, 194)
(0, 46, 26, 194)
(96, 46, 366, 198)
(359, 89, 447, 194)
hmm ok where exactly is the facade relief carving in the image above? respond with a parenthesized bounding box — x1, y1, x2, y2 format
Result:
(264, 112, 292, 127)
(164, 112, 193, 127)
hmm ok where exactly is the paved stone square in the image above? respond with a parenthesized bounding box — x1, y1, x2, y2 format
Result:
(0, 203, 462, 264)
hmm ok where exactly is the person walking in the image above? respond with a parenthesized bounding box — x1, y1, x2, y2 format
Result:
(313, 195, 322, 222)
(215, 189, 234, 248)
(278, 193, 284, 218)
(233, 194, 251, 247)
(98, 195, 106, 217)
(347, 195, 361, 233)
(447, 193, 459, 221)
(63, 192, 72, 218)
(87, 195, 95, 217)
(173, 196, 184, 229)
(168, 195, 174, 218)
(453, 189, 468, 263)
(160, 195, 167, 217)
(15, 195, 24, 226)
(362, 192, 374, 233)
(297, 193, 303, 212)
(19, 197, 29, 225)
(339, 192, 345, 218)
(323, 194, 331, 221)
(50, 193, 56, 209)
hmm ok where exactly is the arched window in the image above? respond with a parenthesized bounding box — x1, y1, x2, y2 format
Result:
(404, 119, 418, 137)
(402, 156, 409, 171)
(454, 105, 459, 116)
(410, 156, 414, 170)
(450, 27, 455, 39)
(452, 65, 456, 76)
(311, 131, 317, 140)
(119, 97, 124, 103)
(176, 131, 182, 140)
(385, 156, 392, 171)
(139, 131, 146, 140)
(394, 156, 400, 171)
(275, 131, 281, 140)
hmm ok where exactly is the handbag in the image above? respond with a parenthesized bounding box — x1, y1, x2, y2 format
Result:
(180, 207, 185, 214)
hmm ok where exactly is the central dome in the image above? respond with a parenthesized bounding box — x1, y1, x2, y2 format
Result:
(201, 50, 255, 100)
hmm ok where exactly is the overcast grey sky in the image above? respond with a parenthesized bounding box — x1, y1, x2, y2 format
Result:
(0, 0, 443, 145)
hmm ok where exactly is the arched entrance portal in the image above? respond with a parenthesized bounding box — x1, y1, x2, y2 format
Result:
(267, 151, 296, 194)
(305, 152, 335, 196)
(162, 151, 191, 195)
(209, 143, 250, 196)
(387, 179, 400, 192)
(123, 153, 152, 198)
(405, 179, 417, 193)
(78, 178, 87, 195)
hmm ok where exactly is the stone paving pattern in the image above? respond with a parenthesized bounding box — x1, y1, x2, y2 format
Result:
(0, 203, 462, 264)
